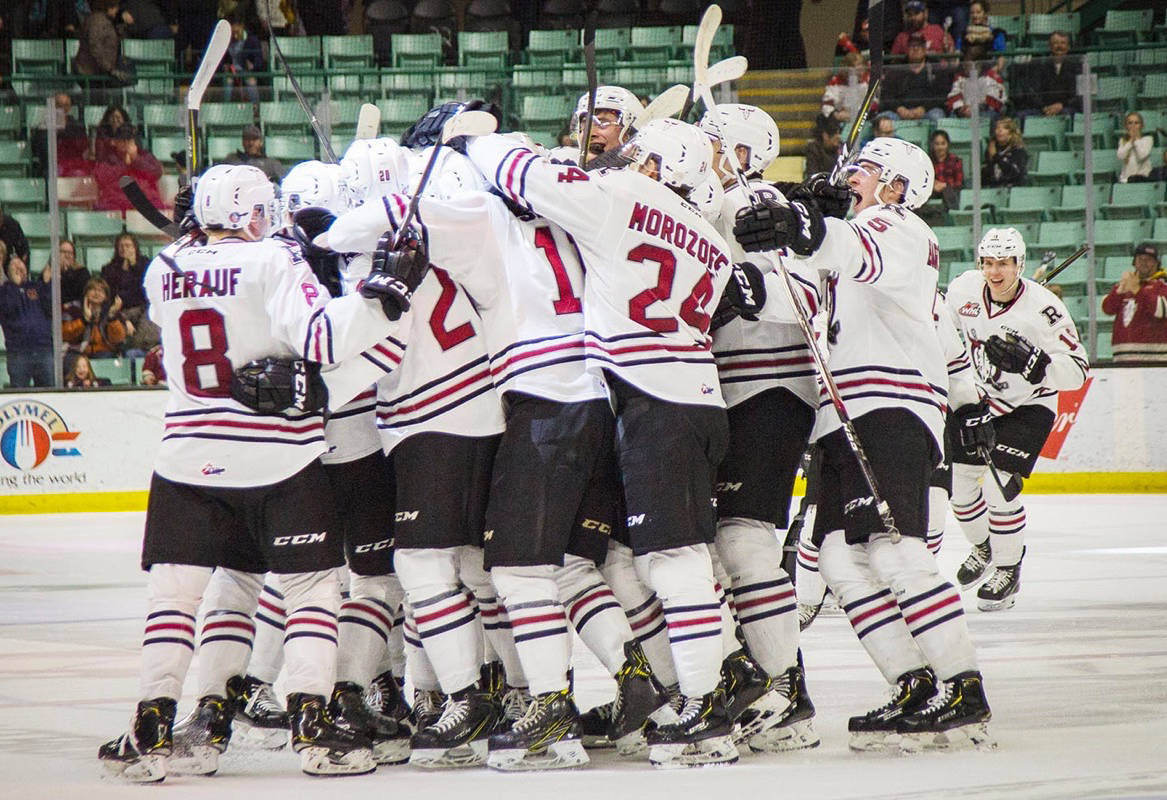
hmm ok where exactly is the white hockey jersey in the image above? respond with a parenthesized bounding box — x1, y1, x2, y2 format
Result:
(789, 202, 949, 448)
(936, 295, 982, 411)
(465, 136, 734, 407)
(945, 270, 1089, 416)
(144, 235, 400, 487)
(712, 180, 822, 410)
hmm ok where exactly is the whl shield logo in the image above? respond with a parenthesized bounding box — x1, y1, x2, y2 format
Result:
(0, 400, 81, 471)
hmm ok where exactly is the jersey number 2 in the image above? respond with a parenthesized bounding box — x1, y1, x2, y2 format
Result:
(627, 243, 713, 334)
(178, 308, 232, 397)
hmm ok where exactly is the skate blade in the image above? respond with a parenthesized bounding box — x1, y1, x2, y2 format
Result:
(733, 690, 794, 744)
(613, 729, 648, 758)
(372, 738, 411, 765)
(299, 745, 377, 776)
(848, 731, 902, 752)
(101, 754, 167, 783)
(487, 739, 589, 771)
(977, 595, 1017, 612)
(581, 733, 616, 750)
(232, 722, 289, 750)
(409, 740, 487, 769)
(167, 744, 220, 775)
(898, 723, 995, 753)
(649, 736, 739, 769)
(749, 718, 820, 752)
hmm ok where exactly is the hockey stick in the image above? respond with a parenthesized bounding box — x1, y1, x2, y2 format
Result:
(579, 8, 599, 167)
(830, 1, 884, 185)
(978, 445, 1023, 502)
(391, 110, 498, 248)
(265, 11, 337, 163)
(1038, 245, 1089, 286)
(355, 103, 381, 142)
(188, 19, 232, 186)
(120, 176, 179, 238)
(638, 83, 691, 126)
(680, 51, 747, 121)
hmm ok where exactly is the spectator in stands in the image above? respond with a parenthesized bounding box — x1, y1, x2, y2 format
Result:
(94, 123, 164, 212)
(1018, 31, 1080, 118)
(119, 0, 176, 39)
(873, 113, 897, 140)
(64, 353, 111, 389)
(930, 129, 963, 208)
(51, 239, 92, 307)
(223, 14, 265, 105)
(945, 43, 1006, 123)
(140, 343, 166, 385)
(31, 94, 93, 178)
(0, 245, 55, 388)
(101, 232, 158, 353)
(959, 0, 1006, 53)
(1102, 242, 1167, 363)
(882, 34, 952, 122)
(63, 276, 127, 358)
(0, 203, 30, 265)
(891, 0, 954, 55)
(256, 0, 292, 37)
(73, 0, 135, 98)
(821, 44, 872, 125)
(982, 116, 1028, 187)
(805, 114, 843, 178)
(220, 124, 285, 182)
(1117, 112, 1154, 184)
(927, 0, 968, 52)
(94, 105, 134, 163)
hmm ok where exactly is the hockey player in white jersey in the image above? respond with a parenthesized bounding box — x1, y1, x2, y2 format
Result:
(547, 85, 643, 164)
(734, 137, 992, 752)
(465, 118, 738, 768)
(696, 103, 822, 754)
(946, 228, 1089, 610)
(97, 163, 426, 781)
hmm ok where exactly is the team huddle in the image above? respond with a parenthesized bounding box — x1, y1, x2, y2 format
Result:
(97, 85, 1089, 782)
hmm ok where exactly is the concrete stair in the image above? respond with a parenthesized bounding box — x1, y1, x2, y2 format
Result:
(737, 68, 833, 158)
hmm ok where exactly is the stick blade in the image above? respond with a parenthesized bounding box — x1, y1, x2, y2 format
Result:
(639, 84, 690, 125)
(355, 103, 381, 140)
(693, 3, 723, 85)
(707, 55, 748, 86)
(441, 110, 498, 142)
(188, 19, 231, 110)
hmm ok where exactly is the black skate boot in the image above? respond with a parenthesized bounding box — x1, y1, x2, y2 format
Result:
(411, 688, 446, 733)
(848, 667, 937, 751)
(647, 688, 738, 768)
(287, 692, 376, 776)
(233, 674, 288, 750)
(957, 540, 992, 589)
(496, 684, 534, 735)
(330, 682, 410, 765)
(98, 697, 177, 783)
(608, 640, 670, 753)
(366, 670, 414, 735)
(721, 649, 791, 745)
(486, 687, 588, 771)
(169, 676, 241, 775)
(897, 671, 993, 751)
(798, 600, 822, 631)
(409, 686, 498, 769)
(977, 548, 1024, 611)
(579, 701, 615, 749)
(748, 650, 820, 752)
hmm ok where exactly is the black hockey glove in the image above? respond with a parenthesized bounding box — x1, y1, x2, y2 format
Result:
(361, 230, 429, 321)
(789, 172, 853, 220)
(231, 357, 328, 414)
(733, 199, 826, 256)
(984, 332, 1051, 385)
(172, 185, 200, 235)
(710, 261, 768, 332)
(292, 206, 342, 297)
(950, 399, 996, 459)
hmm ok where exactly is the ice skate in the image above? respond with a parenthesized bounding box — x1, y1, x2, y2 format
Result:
(721, 650, 791, 745)
(366, 670, 415, 735)
(98, 698, 177, 783)
(497, 685, 534, 734)
(330, 682, 410, 765)
(169, 679, 239, 775)
(798, 601, 822, 631)
(232, 674, 288, 750)
(411, 689, 446, 733)
(957, 540, 992, 589)
(486, 687, 588, 771)
(579, 701, 616, 749)
(977, 548, 1024, 611)
(748, 654, 820, 752)
(608, 641, 670, 752)
(288, 693, 376, 776)
(897, 671, 994, 752)
(647, 689, 738, 769)
(409, 687, 497, 769)
(848, 667, 937, 752)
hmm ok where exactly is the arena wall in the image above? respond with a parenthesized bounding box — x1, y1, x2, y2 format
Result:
(1, 365, 1163, 514)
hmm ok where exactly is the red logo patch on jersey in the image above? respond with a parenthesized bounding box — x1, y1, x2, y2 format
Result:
(959, 301, 981, 317)
(301, 282, 320, 305)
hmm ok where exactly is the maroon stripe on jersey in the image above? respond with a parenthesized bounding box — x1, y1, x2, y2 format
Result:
(832, 375, 938, 394)
(163, 418, 324, 434)
(378, 367, 493, 418)
(717, 353, 814, 371)
(489, 338, 586, 377)
(584, 339, 710, 356)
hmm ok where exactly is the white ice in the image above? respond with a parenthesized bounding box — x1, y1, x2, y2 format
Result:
(2, 495, 1166, 800)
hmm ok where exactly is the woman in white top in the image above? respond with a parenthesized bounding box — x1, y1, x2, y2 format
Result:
(1117, 111, 1154, 183)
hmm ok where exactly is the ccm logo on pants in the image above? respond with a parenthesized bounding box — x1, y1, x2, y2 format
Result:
(273, 532, 327, 546)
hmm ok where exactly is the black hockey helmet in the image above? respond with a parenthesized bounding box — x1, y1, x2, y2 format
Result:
(400, 100, 505, 150)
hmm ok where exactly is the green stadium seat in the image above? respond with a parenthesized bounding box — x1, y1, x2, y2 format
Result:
(681, 24, 734, 59)
(1103, 182, 1164, 220)
(391, 33, 443, 68)
(1049, 183, 1109, 222)
(17, 213, 62, 248)
(1073, 150, 1121, 183)
(666, 60, 694, 84)
(121, 39, 174, 74)
(142, 104, 185, 138)
(458, 31, 509, 69)
(1084, 49, 1131, 77)
(1095, 327, 1113, 361)
(437, 67, 495, 98)
(933, 226, 973, 261)
(1095, 9, 1153, 47)
(151, 136, 188, 166)
(527, 29, 576, 66)
(206, 137, 238, 162)
(1102, 255, 1134, 282)
(1151, 217, 1167, 249)
(274, 37, 322, 69)
(1065, 112, 1116, 151)
(89, 356, 135, 385)
(126, 77, 176, 105)
(274, 74, 325, 99)
(260, 101, 306, 137)
(1127, 47, 1167, 78)
(0, 140, 30, 178)
(1093, 76, 1135, 115)
(1024, 13, 1078, 47)
(11, 39, 65, 74)
(1094, 219, 1153, 259)
(1022, 116, 1066, 153)
(0, 106, 20, 139)
(201, 102, 255, 137)
(265, 137, 315, 163)
(379, 70, 435, 101)
(377, 96, 430, 127)
(323, 35, 375, 70)
(0, 176, 45, 212)
(1001, 185, 1060, 224)
(1036, 221, 1084, 255)
(613, 62, 667, 96)
(988, 15, 1024, 44)
(86, 245, 115, 269)
(561, 65, 588, 95)
(630, 26, 681, 61)
(65, 210, 124, 246)
(512, 66, 564, 101)
(588, 28, 632, 63)
(521, 94, 574, 128)
(943, 260, 976, 287)
(1141, 74, 1167, 111)
(28, 247, 51, 272)
(1029, 150, 1081, 186)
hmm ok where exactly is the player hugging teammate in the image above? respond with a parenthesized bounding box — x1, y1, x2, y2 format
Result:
(99, 69, 1088, 780)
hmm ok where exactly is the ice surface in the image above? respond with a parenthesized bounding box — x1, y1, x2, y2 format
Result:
(2, 496, 1165, 800)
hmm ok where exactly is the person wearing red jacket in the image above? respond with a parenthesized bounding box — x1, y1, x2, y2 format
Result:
(1102, 242, 1167, 363)
(94, 124, 163, 212)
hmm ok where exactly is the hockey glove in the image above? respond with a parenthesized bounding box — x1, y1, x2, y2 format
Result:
(984, 332, 1051, 385)
(733, 199, 826, 256)
(710, 261, 768, 332)
(292, 207, 342, 297)
(789, 172, 853, 220)
(361, 230, 429, 321)
(950, 399, 996, 459)
(231, 357, 328, 414)
(172, 185, 200, 235)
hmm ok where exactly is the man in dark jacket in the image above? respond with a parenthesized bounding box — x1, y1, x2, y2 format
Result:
(1017, 31, 1081, 117)
(220, 125, 285, 182)
(0, 253, 55, 388)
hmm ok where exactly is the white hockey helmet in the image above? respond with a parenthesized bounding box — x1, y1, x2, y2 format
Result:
(194, 164, 275, 236)
(697, 103, 780, 177)
(690, 175, 726, 226)
(977, 226, 1026, 274)
(340, 137, 411, 207)
(572, 85, 642, 143)
(280, 160, 345, 224)
(853, 136, 934, 210)
(621, 118, 713, 197)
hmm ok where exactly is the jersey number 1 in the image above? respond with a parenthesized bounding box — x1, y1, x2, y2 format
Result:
(533, 225, 582, 315)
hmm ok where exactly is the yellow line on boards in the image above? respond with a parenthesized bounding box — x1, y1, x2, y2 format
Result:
(1, 473, 1166, 514)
